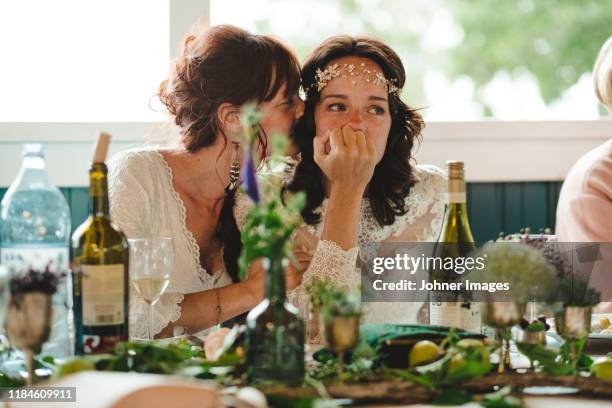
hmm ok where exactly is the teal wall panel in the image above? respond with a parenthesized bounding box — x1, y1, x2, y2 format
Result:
(467, 183, 503, 242)
(69, 188, 89, 230)
(502, 182, 523, 235)
(521, 183, 548, 235)
(0, 182, 565, 243)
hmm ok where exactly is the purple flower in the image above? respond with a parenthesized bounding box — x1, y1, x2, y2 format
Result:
(241, 148, 260, 203)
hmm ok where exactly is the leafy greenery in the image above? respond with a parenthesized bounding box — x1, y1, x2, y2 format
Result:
(308, 342, 377, 384)
(249, 0, 611, 117)
(479, 386, 523, 408)
(0, 353, 56, 386)
(560, 337, 593, 371)
(516, 342, 570, 375)
(444, 0, 612, 106)
(432, 387, 474, 405)
(525, 321, 546, 332)
(237, 104, 305, 280)
(54, 341, 203, 376)
(0, 370, 24, 388)
(238, 196, 304, 280)
(516, 337, 592, 376)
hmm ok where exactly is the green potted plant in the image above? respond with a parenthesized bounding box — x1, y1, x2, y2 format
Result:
(237, 104, 307, 386)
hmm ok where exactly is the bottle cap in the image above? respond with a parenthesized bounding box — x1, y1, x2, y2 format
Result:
(92, 132, 111, 163)
(446, 160, 465, 180)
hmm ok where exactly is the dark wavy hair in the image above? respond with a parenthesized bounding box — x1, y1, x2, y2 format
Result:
(285, 35, 424, 228)
(157, 25, 300, 282)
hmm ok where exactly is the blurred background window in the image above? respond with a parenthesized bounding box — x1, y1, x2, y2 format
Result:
(212, 0, 611, 121)
(0, 0, 169, 122)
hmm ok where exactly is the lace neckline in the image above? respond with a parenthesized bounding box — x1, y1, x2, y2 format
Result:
(154, 150, 223, 285)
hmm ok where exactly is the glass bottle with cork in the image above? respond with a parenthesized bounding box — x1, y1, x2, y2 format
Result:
(71, 132, 129, 354)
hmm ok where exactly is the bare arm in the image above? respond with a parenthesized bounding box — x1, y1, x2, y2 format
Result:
(156, 257, 304, 338)
(156, 280, 259, 338)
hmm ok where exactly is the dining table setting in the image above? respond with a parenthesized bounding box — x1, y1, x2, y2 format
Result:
(1, 193, 612, 408)
(2, 310, 612, 408)
(0, 116, 611, 408)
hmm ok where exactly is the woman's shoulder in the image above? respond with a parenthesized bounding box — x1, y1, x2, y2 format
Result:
(108, 147, 162, 172)
(411, 164, 445, 197)
(107, 147, 166, 195)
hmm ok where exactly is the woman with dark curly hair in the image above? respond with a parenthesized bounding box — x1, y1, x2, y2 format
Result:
(107, 25, 305, 339)
(237, 35, 445, 326)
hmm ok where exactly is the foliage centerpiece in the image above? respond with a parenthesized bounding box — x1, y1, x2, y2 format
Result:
(236, 104, 306, 387)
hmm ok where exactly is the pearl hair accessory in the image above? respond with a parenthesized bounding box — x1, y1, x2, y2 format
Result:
(306, 62, 400, 95)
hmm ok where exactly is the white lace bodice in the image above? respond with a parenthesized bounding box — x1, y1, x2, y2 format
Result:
(234, 162, 445, 325)
(108, 148, 232, 339)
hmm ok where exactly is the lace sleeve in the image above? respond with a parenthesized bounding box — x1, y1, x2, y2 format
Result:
(288, 239, 360, 319)
(300, 240, 360, 289)
(108, 150, 184, 339)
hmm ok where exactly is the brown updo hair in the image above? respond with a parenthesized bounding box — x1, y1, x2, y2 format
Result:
(285, 35, 424, 228)
(158, 25, 301, 283)
(158, 24, 301, 152)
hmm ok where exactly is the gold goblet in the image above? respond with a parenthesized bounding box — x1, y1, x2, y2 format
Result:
(322, 315, 360, 376)
(5, 292, 53, 385)
(554, 306, 591, 373)
(482, 301, 525, 373)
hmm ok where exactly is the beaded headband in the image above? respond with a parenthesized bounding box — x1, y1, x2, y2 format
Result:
(305, 62, 400, 96)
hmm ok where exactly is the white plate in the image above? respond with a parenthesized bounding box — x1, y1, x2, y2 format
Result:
(589, 313, 612, 339)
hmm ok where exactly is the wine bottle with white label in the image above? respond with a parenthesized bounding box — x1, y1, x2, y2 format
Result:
(71, 132, 129, 354)
(429, 161, 481, 333)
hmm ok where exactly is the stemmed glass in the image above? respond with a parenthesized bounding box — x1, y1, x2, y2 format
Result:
(128, 238, 174, 341)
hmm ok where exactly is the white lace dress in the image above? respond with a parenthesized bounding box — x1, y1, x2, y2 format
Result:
(235, 163, 445, 325)
(107, 148, 233, 339)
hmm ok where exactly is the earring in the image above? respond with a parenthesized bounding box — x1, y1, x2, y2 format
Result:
(226, 142, 240, 193)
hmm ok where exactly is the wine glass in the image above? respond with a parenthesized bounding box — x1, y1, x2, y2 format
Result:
(128, 238, 174, 341)
(5, 292, 52, 385)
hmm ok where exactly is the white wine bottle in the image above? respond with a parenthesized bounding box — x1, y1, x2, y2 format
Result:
(71, 132, 129, 354)
(429, 161, 481, 333)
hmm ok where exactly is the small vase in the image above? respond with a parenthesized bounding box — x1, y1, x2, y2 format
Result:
(521, 330, 547, 346)
(245, 257, 305, 386)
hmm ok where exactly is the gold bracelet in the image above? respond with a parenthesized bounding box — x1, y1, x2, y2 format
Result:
(214, 288, 221, 326)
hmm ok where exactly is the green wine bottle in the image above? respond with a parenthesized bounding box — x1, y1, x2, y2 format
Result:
(71, 133, 129, 354)
(429, 161, 481, 332)
(246, 257, 304, 386)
